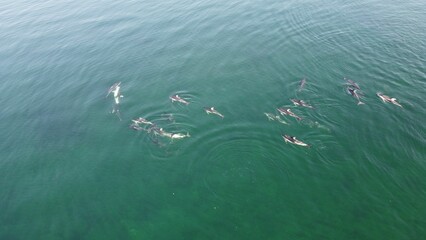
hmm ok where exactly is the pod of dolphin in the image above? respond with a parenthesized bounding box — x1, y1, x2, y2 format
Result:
(107, 78, 403, 147)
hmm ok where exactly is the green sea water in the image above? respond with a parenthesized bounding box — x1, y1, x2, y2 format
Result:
(1, 0, 425, 239)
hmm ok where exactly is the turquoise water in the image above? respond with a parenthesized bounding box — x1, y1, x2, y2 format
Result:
(1, 0, 425, 239)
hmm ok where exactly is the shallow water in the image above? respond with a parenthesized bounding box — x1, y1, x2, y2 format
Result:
(1, 0, 425, 239)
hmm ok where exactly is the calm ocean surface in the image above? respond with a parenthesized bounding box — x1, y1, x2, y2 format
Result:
(1, 0, 425, 239)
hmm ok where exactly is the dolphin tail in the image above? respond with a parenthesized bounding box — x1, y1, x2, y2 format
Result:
(391, 99, 403, 108)
(357, 101, 365, 105)
(394, 102, 403, 108)
(277, 119, 288, 125)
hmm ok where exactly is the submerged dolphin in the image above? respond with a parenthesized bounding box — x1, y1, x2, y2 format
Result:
(282, 135, 309, 147)
(161, 113, 175, 122)
(347, 87, 364, 105)
(298, 78, 306, 91)
(377, 92, 403, 108)
(344, 78, 361, 90)
(275, 115, 288, 125)
(170, 94, 190, 105)
(147, 125, 163, 135)
(290, 99, 314, 109)
(264, 112, 288, 125)
(264, 112, 276, 121)
(132, 117, 154, 125)
(129, 124, 144, 131)
(204, 107, 224, 118)
(277, 108, 302, 121)
(107, 82, 123, 120)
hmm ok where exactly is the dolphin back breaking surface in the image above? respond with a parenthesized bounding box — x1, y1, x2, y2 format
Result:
(377, 92, 403, 108)
(282, 135, 309, 147)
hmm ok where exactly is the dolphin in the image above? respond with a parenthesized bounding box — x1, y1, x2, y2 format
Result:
(290, 99, 314, 109)
(112, 84, 123, 105)
(275, 115, 288, 125)
(344, 78, 361, 90)
(132, 117, 154, 125)
(347, 87, 364, 105)
(377, 92, 403, 108)
(204, 107, 224, 118)
(282, 135, 309, 147)
(169, 132, 190, 139)
(157, 128, 190, 139)
(277, 108, 302, 121)
(298, 78, 306, 91)
(129, 123, 144, 131)
(147, 126, 163, 135)
(107, 82, 123, 120)
(170, 94, 190, 105)
(264, 112, 288, 124)
(264, 112, 276, 121)
(107, 82, 121, 97)
(161, 113, 175, 122)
